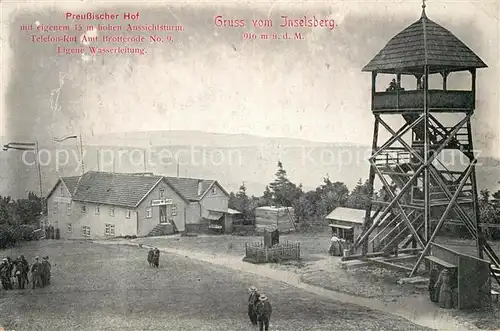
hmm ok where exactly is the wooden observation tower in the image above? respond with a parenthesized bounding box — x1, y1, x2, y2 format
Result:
(347, 2, 500, 282)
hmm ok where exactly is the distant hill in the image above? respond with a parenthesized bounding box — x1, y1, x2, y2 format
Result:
(2, 130, 500, 199)
(85, 130, 366, 148)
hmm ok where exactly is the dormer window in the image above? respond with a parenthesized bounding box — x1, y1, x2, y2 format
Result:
(159, 188, 165, 198)
(212, 186, 217, 195)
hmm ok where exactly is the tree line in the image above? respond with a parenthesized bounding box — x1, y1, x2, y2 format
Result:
(229, 161, 373, 226)
(229, 161, 500, 238)
(0, 192, 44, 249)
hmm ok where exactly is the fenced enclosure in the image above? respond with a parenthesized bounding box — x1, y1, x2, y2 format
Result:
(244, 240, 300, 263)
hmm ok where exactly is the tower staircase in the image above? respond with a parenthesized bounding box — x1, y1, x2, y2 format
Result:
(360, 143, 500, 284)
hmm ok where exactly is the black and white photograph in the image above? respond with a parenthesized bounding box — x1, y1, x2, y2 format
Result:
(0, 0, 499, 330)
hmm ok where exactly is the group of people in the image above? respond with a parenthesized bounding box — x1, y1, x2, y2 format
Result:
(247, 286, 272, 331)
(147, 248, 160, 268)
(0, 255, 51, 290)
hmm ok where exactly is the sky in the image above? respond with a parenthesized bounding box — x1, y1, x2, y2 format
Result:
(0, 0, 499, 197)
(1, 1, 498, 150)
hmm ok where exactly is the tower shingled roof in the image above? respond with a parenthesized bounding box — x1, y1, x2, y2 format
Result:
(362, 5, 487, 74)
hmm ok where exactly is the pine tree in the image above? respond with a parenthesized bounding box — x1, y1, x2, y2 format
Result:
(268, 161, 300, 207)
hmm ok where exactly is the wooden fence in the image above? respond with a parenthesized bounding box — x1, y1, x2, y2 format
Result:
(244, 240, 300, 263)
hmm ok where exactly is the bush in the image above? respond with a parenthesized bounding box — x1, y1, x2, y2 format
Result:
(18, 225, 35, 241)
(0, 225, 21, 249)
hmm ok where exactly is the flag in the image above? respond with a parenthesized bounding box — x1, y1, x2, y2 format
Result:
(3, 142, 36, 151)
(53, 135, 77, 142)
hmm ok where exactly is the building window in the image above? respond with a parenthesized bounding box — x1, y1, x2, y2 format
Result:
(52, 202, 59, 214)
(159, 188, 165, 198)
(81, 204, 87, 213)
(66, 202, 72, 216)
(82, 225, 90, 237)
(67, 223, 72, 233)
(145, 207, 152, 219)
(60, 186, 64, 196)
(105, 224, 115, 236)
(95, 205, 100, 215)
(125, 209, 131, 219)
(109, 206, 115, 217)
(171, 204, 177, 216)
(212, 186, 217, 195)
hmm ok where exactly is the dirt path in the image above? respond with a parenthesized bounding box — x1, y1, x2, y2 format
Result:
(95, 239, 478, 331)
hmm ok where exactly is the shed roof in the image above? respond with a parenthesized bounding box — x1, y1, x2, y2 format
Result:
(255, 206, 294, 212)
(362, 8, 487, 74)
(326, 207, 375, 225)
(227, 208, 242, 215)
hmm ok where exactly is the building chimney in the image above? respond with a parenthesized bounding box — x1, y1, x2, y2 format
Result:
(197, 180, 203, 196)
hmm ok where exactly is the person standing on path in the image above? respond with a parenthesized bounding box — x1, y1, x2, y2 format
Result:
(247, 286, 260, 326)
(147, 248, 154, 267)
(255, 294, 272, 331)
(13, 257, 27, 289)
(42, 256, 51, 286)
(31, 257, 42, 289)
(152, 248, 160, 268)
(0, 258, 12, 290)
(20, 255, 29, 285)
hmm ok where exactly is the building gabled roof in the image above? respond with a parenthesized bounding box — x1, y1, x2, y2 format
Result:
(362, 8, 487, 74)
(47, 171, 227, 207)
(164, 177, 228, 201)
(46, 176, 81, 198)
(69, 171, 163, 208)
(62, 176, 80, 195)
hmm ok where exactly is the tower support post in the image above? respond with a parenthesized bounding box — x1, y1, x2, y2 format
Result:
(362, 117, 379, 256)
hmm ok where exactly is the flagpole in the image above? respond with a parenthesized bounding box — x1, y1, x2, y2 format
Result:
(79, 134, 85, 174)
(35, 140, 43, 201)
(2, 141, 42, 205)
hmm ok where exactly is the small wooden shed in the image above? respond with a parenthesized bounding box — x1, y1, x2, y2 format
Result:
(225, 208, 243, 233)
(326, 207, 382, 251)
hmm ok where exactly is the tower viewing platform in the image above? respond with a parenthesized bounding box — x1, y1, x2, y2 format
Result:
(363, 7, 486, 114)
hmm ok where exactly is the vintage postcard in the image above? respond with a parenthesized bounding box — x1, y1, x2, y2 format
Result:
(0, 0, 499, 330)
